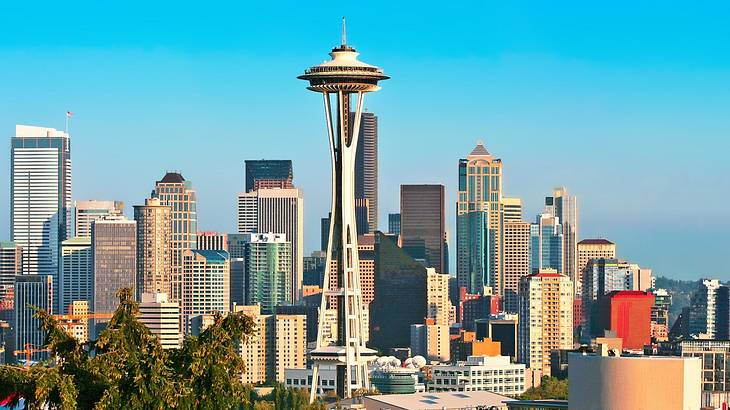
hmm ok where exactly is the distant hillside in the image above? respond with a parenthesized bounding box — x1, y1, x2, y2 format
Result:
(654, 276, 698, 324)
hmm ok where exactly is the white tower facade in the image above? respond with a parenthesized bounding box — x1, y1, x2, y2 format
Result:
(299, 20, 389, 401)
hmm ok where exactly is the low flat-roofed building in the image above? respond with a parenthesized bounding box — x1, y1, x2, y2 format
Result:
(431, 355, 526, 396)
(506, 399, 568, 410)
(349, 390, 514, 410)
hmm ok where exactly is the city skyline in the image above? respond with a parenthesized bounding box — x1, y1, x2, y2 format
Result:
(1, 3, 729, 280)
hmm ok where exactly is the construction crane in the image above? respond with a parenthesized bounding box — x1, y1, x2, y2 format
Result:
(13, 343, 50, 369)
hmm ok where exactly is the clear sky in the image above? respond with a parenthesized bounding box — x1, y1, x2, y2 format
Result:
(1, 1, 729, 280)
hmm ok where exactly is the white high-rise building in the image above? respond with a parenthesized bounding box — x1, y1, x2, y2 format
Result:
(138, 292, 181, 350)
(544, 187, 578, 294)
(181, 249, 230, 333)
(241, 233, 292, 312)
(60, 237, 92, 314)
(11, 125, 71, 313)
(72, 200, 123, 238)
(237, 188, 304, 302)
(431, 355, 527, 396)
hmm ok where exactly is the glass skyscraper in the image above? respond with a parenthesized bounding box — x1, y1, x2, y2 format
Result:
(244, 160, 293, 192)
(529, 214, 564, 274)
(11, 125, 72, 313)
(457, 143, 502, 295)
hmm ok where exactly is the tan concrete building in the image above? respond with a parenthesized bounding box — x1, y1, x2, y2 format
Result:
(501, 197, 523, 222)
(181, 249, 230, 333)
(327, 234, 375, 310)
(577, 239, 616, 295)
(153, 172, 197, 305)
(410, 322, 450, 362)
(518, 270, 573, 376)
(427, 267, 451, 326)
(235, 305, 307, 384)
(569, 350, 701, 410)
(502, 220, 530, 313)
(133, 198, 172, 299)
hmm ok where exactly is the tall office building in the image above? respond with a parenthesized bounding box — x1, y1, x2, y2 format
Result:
(242, 233, 292, 313)
(245, 160, 293, 192)
(543, 188, 578, 293)
(651, 288, 672, 342)
(410, 323, 450, 362)
(529, 214, 563, 274)
(152, 172, 197, 305)
(577, 239, 616, 294)
(138, 292, 181, 350)
(134, 198, 172, 299)
(370, 233, 428, 352)
(401, 184, 446, 273)
(353, 111, 378, 234)
(0, 242, 22, 306)
(181, 249, 230, 332)
(518, 270, 573, 376)
(687, 279, 722, 339)
(237, 188, 304, 302)
(227, 233, 246, 259)
(196, 232, 228, 251)
(501, 197, 523, 222)
(502, 220, 530, 313)
(59, 237, 92, 313)
(427, 268, 451, 326)
(14, 275, 53, 362)
(388, 213, 401, 235)
(11, 125, 72, 313)
(91, 218, 136, 315)
(274, 314, 307, 382)
(457, 143, 502, 296)
(326, 234, 376, 310)
(320, 214, 331, 252)
(73, 200, 123, 238)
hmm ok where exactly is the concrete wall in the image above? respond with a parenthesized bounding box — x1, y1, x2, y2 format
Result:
(569, 354, 701, 410)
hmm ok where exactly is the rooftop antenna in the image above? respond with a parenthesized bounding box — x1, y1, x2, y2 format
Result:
(342, 16, 347, 45)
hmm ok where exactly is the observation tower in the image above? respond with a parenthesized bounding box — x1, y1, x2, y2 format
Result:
(298, 18, 389, 401)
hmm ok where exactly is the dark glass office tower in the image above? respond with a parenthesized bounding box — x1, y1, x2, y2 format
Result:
(244, 160, 293, 192)
(369, 232, 427, 352)
(400, 184, 446, 273)
(353, 112, 378, 234)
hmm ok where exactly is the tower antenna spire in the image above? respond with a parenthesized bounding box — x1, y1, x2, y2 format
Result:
(342, 16, 346, 45)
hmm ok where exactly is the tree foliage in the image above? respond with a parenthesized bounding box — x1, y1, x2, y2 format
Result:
(519, 376, 569, 400)
(0, 288, 258, 409)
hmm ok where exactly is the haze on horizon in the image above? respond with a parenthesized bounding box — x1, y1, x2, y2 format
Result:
(1, 1, 728, 280)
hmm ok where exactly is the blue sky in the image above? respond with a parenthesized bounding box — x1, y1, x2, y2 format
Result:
(1, 1, 729, 280)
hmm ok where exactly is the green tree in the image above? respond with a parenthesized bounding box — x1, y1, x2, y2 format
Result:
(0, 288, 256, 409)
(519, 376, 569, 400)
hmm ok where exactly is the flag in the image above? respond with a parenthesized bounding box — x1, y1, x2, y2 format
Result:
(66, 111, 74, 118)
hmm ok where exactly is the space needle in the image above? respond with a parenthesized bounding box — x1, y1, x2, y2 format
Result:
(298, 18, 389, 401)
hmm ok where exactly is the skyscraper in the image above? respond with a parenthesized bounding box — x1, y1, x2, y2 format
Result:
(134, 198, 172, 299)
(14, 274, 53, 362)
(152, 172, 197, 305)
(298, 22, 388, 399)
(72, 200, 123, 238)
(518, 270, 573, 376)
(427, 268, 451, 326)
(354, 111, 378, 234)
(0, 241, 22, 307)
(244, 160, 293, 192)
(577, 239, 616, 294)
(529, 214, 563, 274)
(502, 220, 530, 313)
(11, 125, 72, 313)
(242, 233, 292, 313)
(196, 232, 228, 251)
(457, 143, 502, 296)
(91, 218, 136, 316)
(388, 213, 401, 235)
(501, 197, 523, 222)
(401, 184, 446, 273)
(59, 237, 92, 313)
(237, 187, 304, 302)
(544, 188, 578, 293)
(181, 249, 230, 332)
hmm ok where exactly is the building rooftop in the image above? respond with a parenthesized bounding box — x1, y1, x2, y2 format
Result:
(158, 172, 185, 184)
(469, 142, 492, 157)
(578, 238, 614, 245)
(355, 391, 514, 410)
(192, 249, 229, 263)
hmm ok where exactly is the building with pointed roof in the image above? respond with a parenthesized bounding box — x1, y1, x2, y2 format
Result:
(457, 142, 503, 297)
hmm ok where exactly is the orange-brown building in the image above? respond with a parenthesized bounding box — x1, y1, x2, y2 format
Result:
(450, 330, 502, 362)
